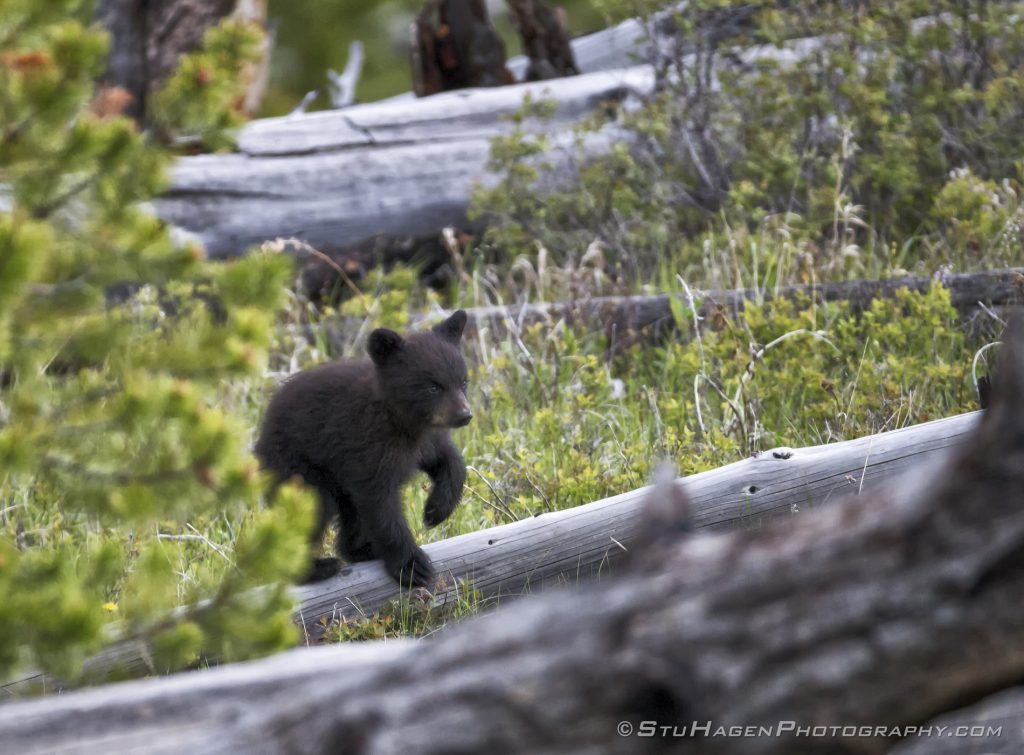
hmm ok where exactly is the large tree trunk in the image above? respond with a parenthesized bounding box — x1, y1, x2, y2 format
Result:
(0, 322, 1022, 753)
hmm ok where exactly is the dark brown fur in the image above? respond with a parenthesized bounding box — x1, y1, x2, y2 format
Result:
(255, 311, 472, 587)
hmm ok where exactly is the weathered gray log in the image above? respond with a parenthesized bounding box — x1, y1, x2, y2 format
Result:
(1, 408, 980, 696)
(230, 63, 655, 155)
(293, 409, 982, 633)
(445, 267, 1024, 342)
(0, 322, 1022, 754)
(154, 66, 654, 259)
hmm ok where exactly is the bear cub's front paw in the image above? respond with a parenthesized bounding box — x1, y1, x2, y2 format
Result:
(423, 487, 458, 528)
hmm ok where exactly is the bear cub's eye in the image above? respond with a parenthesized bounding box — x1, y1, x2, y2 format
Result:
(461, 378, 469, 390)
(427, 382, 442, 394)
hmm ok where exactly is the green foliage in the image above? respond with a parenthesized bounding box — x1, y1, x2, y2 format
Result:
(0, 5, 309, 685)
(472, 0, 1024, 286)
(0, 536, 121, 680)
(928, 167, 1022, 265)
(150, 18, 264, 151)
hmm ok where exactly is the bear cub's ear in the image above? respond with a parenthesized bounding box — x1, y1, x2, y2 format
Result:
(368, 328, 404, 365)
(432, 310, 468, 343)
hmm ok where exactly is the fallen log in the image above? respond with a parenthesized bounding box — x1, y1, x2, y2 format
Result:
(1, 408, 980, 696)
(154, 67, 654, 260)
(441, 267, 1024, 342)
(0, 319, 1021, 754)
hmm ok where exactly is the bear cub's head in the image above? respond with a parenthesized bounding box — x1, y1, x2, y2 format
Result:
(367, 310, 472, 432)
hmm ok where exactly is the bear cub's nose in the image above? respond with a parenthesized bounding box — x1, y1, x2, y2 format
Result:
(453, 410, 473, 427)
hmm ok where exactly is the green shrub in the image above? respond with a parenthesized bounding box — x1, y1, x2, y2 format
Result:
(0, 2, 310, 685)
(472, 0, 1024, 287)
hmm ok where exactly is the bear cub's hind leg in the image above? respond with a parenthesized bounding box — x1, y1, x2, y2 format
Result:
(300, 482, 343, 584)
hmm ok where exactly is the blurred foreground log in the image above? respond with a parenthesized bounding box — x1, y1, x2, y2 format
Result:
(1, 320, 1022, 753)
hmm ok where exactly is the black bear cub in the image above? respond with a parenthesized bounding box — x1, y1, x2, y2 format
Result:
(255, 311, 472, 587)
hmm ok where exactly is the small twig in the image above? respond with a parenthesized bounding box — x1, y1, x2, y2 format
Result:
(27, 274, 90, 299)
(466, 466, 519, 522)
(288, 90, 318, 116)
(262, 237, 367, 307)
(30, 174, 95, 220)
(976, 300, 1007, 326)
(676, 275, 706, 372)
(726, 329, 837, 441)
(697, 373, 743, 434)
(857, 434, 876, 496)
(972, 340, 1002, 404)
(692, 374, 706, 436)
(157, 524, 233, 565)
(499, 450, 553, 512)
(677, 275, 708, 437)
(328, 41, 365, 109)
